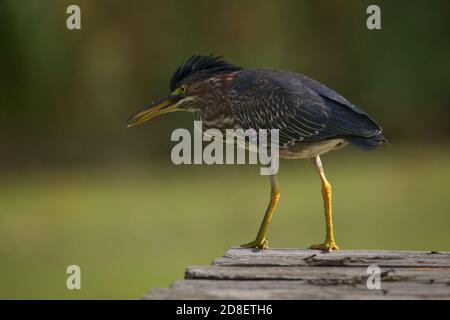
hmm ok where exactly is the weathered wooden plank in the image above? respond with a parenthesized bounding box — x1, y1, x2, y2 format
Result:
(144, 248, 450, 300)
(185, 266, 450, 284)
(213, 248, 450, 267)
(145, 279, 450, 300)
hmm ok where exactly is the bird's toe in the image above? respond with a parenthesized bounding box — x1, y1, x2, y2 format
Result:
(308, 241, 339, 252)
(240, 238, 269, 250)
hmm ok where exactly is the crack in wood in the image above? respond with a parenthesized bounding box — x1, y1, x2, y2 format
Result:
(146, 248, 450, 300)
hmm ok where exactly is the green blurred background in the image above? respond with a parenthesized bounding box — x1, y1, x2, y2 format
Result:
(1, 0, 449, 299)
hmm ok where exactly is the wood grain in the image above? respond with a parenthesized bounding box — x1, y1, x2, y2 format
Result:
(213, 248, 450, 267)
(144, 248, 450, 300)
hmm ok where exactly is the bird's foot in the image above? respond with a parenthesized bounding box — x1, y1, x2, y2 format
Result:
(308, 240, 339, 252)
(240, 238, 269, 250)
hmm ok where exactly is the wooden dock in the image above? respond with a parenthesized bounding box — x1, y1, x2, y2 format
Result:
(144, 247, 450, 300)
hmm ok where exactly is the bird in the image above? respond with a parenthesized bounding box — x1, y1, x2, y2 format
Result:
(126, 55, 387, 252)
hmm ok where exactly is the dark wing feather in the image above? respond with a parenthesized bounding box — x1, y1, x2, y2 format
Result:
(227, 70, 382, 147)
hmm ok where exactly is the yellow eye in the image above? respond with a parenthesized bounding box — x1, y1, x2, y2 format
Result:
(171, 85, 187, 96)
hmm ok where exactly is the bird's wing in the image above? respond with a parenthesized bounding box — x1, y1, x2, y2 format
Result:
(227, 70, 382, 147)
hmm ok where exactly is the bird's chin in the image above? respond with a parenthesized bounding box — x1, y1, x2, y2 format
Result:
(182, 106, 199, 113)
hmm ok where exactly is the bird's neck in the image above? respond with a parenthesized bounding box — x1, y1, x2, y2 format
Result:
(196, 74, 237, 131)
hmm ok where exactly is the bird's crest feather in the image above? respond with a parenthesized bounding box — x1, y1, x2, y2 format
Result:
(169, 55, 241, 91)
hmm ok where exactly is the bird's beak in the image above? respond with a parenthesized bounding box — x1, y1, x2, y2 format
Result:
(126, 96, 179, 127)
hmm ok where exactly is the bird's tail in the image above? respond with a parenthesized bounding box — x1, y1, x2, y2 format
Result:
(347, 134, 389, 151)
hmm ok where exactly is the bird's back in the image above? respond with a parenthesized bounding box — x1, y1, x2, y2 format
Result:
(226, 69, 386, 156)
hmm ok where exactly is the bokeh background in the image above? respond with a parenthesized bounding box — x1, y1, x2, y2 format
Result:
(1, 0, 449, 299)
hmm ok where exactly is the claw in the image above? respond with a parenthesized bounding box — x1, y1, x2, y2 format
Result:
(308, 241, 339, 252)
(241, 238, 269, 249)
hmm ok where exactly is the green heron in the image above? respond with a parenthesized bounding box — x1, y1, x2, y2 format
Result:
(126, 55, 387, 252)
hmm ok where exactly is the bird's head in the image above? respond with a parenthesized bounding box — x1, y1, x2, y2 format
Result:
(126, 55, 241, 127)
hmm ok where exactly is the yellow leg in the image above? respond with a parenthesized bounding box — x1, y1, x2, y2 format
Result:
(241, 175, 280, 249)
(309, 155, 339, 252)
